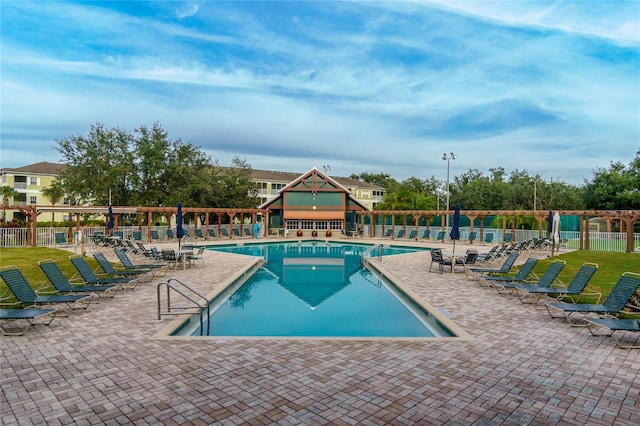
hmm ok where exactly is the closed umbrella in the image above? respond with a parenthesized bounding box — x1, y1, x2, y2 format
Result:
(551, 212, 561, 256)
(176, 203, 184, 249)
(547, 210, 553, 239)
(107, 205, 114, 236)
(450, 204, 461, 254)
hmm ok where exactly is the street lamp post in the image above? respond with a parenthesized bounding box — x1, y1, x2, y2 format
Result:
(442, 153, 456, 229)
(531, 178, 537, 211)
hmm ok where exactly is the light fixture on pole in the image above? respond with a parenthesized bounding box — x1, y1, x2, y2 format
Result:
(322, 165, 332, 174)
(531, 178, 537, 211)
(442, 152, 456, 229)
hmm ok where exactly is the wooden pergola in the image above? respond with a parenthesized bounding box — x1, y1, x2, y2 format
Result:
(5, 204, 640, 253)
(365, 209, 639, 253)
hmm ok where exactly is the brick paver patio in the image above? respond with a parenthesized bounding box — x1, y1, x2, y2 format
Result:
(1, 239, 638, 425)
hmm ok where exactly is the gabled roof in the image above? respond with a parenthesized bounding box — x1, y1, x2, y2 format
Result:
(0, 161, 66, 175)
(251, 168, 384, 190)
(258, 167, 370, 211)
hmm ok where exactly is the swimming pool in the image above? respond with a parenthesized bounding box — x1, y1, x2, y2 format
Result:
(170, 241, 461, 338)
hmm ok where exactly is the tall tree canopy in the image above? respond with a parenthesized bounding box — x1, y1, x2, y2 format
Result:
(55, 122, 255, 210)
(584, 148, 640, 209)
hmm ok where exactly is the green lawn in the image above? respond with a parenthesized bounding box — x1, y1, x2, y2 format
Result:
(0, 247, 103, 306)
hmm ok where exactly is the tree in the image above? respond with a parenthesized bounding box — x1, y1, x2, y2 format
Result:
(53, 122, 261, 225)
(584, 148, 640, 209)
(41, 179, 66, 224)
(350, 172, 399, 190)
(56, 123, 136, 206)
(0, 185, 19, 222)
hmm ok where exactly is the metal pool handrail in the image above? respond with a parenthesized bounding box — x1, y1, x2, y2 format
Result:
(361, 244, 382, 264)
(157, 278, 210, 335)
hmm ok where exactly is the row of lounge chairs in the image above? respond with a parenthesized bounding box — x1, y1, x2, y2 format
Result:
(384, 229, 533, 244)
(0, 249, 169, 336)
(92, 226, 254, 244)
(462, 251, 640, 348)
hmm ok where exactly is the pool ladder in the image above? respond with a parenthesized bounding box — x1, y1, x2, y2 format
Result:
(157, 278, 210, 335)
(360, 244, 382, 265)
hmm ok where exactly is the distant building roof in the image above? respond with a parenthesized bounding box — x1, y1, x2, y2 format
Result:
(251, 168, 384, 190)
(1, 161, 66, 175)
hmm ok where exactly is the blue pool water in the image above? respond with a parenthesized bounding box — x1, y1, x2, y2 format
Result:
(174, 241, 454, 338)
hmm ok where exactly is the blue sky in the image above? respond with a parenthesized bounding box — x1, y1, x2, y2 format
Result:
(1, 1, 638, 185)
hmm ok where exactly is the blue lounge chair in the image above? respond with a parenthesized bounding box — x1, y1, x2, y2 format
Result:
(38, 259, 120, 302)
(232, 228, 241, 237)
(221, 227, 230, 238)
(408, 230, 417, 239)
(0, 266, 91, 315)
(503, 233, 512, 243)
(69, 256, 138, 289)
(132, 230, 142, 241)
(513, 262, 600, 305)
(436, 231, 445, 241)
(0, 308, 57, 336)
(383, 229, 393, 238)
(92, 231, 104, 245)
(396, 229, 405, 238)
(545, 272, 640, 326)
(54, 232, 67, 245)
(585, 318, 640, 349)
(421, 229, 430, 239)
(93, 253, 153, 281)
(468, 252, 519, 280)
(468, 231, 477, 244)
(166, 229, 175, 239)
(484, 233, 494, 244)
(114, 248, 166, 271)
(494, 259, 566, 296)
(208, 228, 217, 238)
(195, 229, 204, 239)
(480, 258, 538, 285)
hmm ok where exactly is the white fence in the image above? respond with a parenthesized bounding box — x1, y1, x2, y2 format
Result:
(366, 225, 639, 253)
(0, 224, 252, 248)
(0, 225, 638, 252)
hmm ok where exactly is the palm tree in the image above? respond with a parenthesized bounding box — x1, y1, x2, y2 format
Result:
(41, 179, 66, 225)
(0, 185, 19, 222)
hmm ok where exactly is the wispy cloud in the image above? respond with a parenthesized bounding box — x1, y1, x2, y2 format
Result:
(1, 1, 638, 184)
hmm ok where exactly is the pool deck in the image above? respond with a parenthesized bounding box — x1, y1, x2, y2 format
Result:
(1, 238, 639, 425)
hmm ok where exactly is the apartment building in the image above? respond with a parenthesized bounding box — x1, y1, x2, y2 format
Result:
(0, 162, 68, 222)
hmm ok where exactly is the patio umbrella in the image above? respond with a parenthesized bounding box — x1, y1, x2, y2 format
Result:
(107, 205, 114, 236)
(449, 204, 461, 254)
(551, 212, 561, 256)
(547, 210, 553, 239)
(176, 203, 184, 249)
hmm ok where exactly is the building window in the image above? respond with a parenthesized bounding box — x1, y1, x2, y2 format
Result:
(271, 183, 284, 192)
(286, 220, 299, 230)
(361, 190, 370, 198)
(315, 221, 328, 230)
(30, 177, 39, 186)
(329, 220, 343, 230)
(300, 220, 314, 230)
(30, 196, 37, 204)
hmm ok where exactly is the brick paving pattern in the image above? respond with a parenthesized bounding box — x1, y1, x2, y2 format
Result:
(1, 239, 639, 425)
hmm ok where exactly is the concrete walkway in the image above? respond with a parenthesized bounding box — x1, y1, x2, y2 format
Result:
(1, 238, 638, 425)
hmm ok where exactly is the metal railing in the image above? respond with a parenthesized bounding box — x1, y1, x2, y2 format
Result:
(361, 244, 382, 264)
(157, 278, 210, 336)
